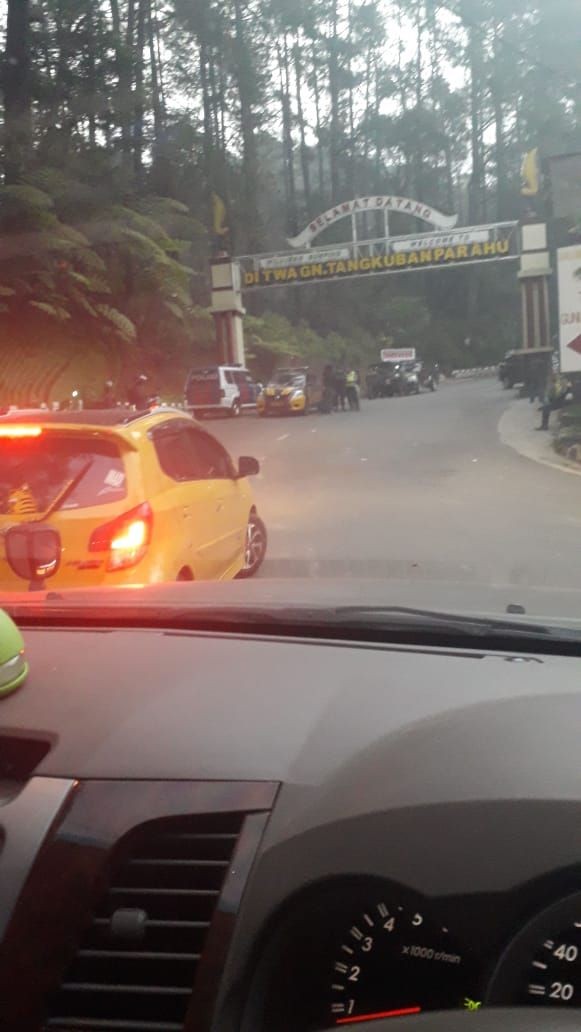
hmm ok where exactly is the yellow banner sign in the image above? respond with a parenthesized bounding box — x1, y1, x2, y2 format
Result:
(241, 223, 518, 290)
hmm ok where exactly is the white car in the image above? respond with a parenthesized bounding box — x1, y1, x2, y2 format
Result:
(185, 364, 259, 418)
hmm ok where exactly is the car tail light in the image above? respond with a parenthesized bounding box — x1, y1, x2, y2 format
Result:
(0, 425, 42, 438)
(88, 502, 153, 571)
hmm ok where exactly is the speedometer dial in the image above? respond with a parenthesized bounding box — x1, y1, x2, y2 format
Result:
(488, 892, 581, 1008)
(329, 898, 472, 1025)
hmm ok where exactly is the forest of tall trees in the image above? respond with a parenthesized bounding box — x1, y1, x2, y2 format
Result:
(0, 0, 579, 396)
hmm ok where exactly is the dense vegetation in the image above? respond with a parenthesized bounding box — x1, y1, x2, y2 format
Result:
(0, 0, 579, 401)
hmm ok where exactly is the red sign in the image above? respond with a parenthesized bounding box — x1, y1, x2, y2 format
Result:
(567, 333, 581, 355)
(380, 347, 416, 363)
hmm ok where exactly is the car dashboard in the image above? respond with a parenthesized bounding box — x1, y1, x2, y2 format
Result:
(1, 621, 581, 1031)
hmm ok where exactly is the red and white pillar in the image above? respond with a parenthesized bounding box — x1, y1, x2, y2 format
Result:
(518, 222, 552, 350)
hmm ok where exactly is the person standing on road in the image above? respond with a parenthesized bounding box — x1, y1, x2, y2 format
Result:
(321, 364, 336, 414)
(346, 368, 360, 411)
(334, 368, 347, 411)
(128, 373, 151, 408)
(537, 371, 557, 431)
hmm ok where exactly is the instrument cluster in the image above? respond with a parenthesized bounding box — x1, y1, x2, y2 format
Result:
(241, 877, 581, 1031)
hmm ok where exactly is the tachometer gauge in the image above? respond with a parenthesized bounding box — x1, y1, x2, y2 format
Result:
(329, 898, 472, 1025)
(488, 892, 581, 1009)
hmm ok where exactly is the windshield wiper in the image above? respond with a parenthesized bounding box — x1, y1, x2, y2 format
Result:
(329, 605, 554, 639)
(8, 599, 581, 653)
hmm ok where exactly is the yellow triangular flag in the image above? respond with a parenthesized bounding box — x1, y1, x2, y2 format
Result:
(521, 148, 540, 197)
(212, 193, 229, 236)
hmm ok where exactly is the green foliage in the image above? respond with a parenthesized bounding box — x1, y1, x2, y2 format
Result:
(95, 304, 137, 342)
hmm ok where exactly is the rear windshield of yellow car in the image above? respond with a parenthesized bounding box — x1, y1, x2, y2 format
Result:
(0, 435, 127, 516)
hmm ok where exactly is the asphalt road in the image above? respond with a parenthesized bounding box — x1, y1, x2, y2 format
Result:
(208, 379, 581, 591)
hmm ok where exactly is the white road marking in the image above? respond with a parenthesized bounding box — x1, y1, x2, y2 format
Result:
(277, 433, 290, 441)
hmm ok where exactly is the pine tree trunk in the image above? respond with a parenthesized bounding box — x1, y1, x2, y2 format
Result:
(492, 20, 507, 220)
(86, 0, 97, 148)
(312, 48, 325, 199)
(148, 0, 164, 146)
(294, 39, 311, 214)
(467, 21, 485, 225)
(109, 0, 132, 161)
(282, 34, 297, 234)
(232, 0, 260, 249)
(133, 0, 147, 180)
(328, 0, 341, 202)
(4, 0, 32, 183)
(347, 0, 356, 195)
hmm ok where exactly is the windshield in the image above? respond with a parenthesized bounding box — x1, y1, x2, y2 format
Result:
(0, 0, 579, 626)
(271, 371, 306, 387)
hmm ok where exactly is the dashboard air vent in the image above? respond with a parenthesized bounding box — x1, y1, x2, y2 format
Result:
(45, 811, 244, 1032)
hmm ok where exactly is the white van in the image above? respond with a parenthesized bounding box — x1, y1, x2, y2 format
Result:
(184, 365, 259, 418)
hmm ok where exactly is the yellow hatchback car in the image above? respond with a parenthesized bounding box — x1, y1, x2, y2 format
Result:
(0, 407, 266, 589)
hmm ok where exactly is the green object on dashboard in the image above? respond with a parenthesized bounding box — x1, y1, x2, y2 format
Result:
(0, 609, 28, 696)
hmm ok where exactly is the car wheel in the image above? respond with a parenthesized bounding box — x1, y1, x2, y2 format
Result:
(230, 399, 241, 418)
(237, 513, 267, 578)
